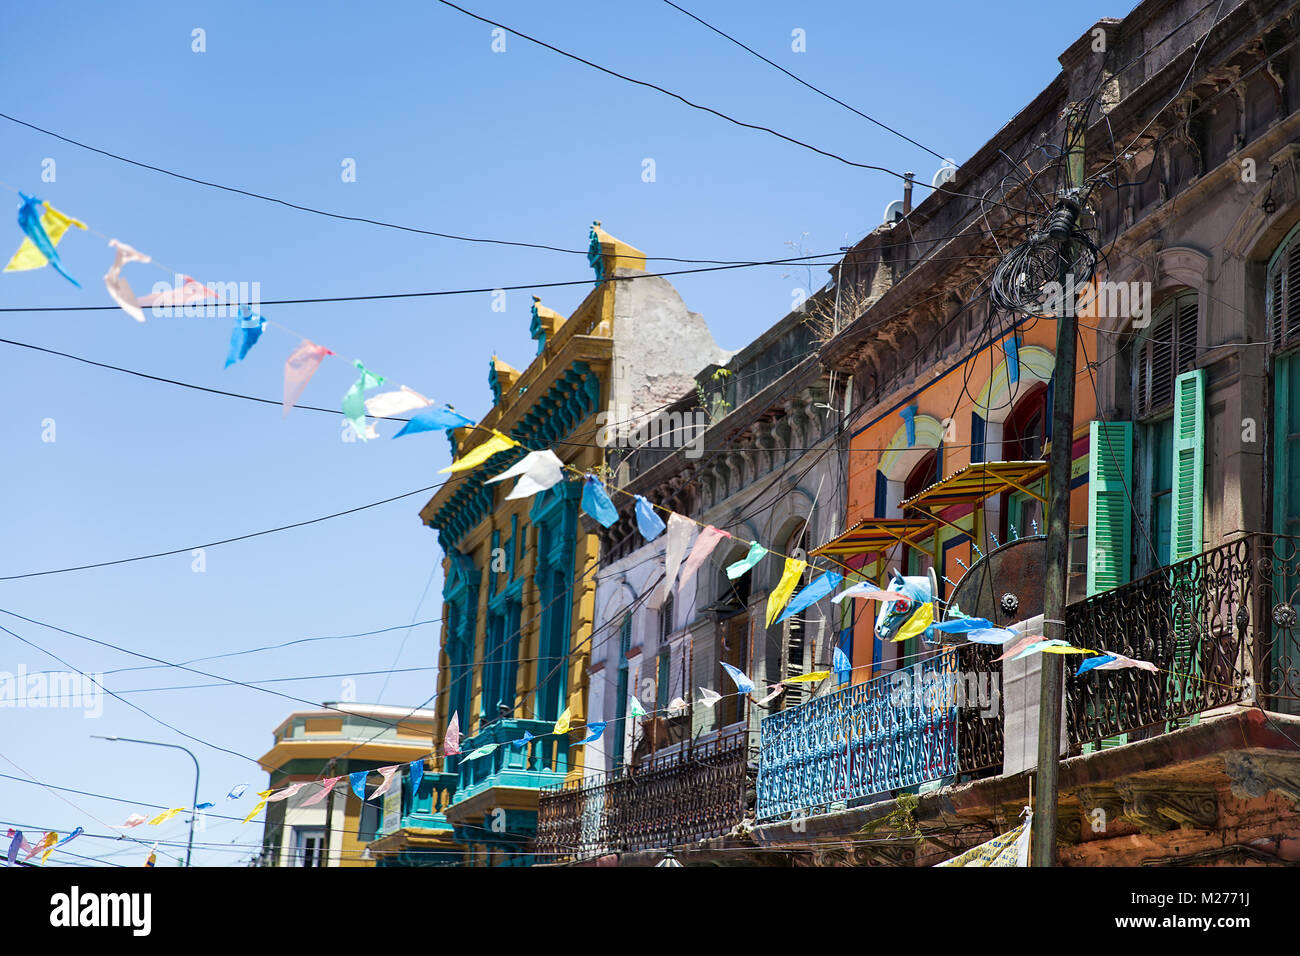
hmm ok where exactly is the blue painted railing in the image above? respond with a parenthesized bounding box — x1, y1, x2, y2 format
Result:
(756, 650, 963, 820)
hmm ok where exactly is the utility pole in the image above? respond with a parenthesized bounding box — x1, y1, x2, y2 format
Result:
(1031, 106, 1086, 867)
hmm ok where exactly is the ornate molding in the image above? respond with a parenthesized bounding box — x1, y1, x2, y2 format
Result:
(1224, 751, 1300, 807)
(1113, 782, 1218, 834)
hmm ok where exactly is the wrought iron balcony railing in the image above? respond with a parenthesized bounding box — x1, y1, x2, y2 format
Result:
(1064, 532, 1300, 747)
(755, 644, 1003, 821)
(536, 730, 751, 861)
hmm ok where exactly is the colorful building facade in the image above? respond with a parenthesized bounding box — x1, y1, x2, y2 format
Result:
(256, 703, 438, 867)
(396, 225, 727, 866)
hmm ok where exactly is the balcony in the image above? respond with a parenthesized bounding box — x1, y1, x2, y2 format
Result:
(452, 717, 570, 804)
(755, 644, 1004, 821)
(1064, 533, 1300, 746)
(535, 730, 751, 861)
(369, 770, 460, 868)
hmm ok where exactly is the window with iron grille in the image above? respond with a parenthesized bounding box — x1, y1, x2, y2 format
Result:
(1132, 290, 1198, 420)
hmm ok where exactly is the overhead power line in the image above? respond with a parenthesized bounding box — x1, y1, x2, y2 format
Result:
(662, 0, 949, 162)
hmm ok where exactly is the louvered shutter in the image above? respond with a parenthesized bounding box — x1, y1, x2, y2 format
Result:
(1170, 370, 1205, 562)
(1167, 370, 1205, 729)
(1086, 422, 1134, 596)
(1085, 421, 1136, 750)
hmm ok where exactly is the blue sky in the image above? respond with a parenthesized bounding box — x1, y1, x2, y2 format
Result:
(0, 0, 1132, 866)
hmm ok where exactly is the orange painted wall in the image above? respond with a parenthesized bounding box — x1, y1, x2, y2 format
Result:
(844, 319, 1098, 678)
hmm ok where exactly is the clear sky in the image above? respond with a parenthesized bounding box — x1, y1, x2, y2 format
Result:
(0, 0, 1134, 866)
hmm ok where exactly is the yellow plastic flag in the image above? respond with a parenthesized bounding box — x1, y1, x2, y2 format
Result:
(553, 706, 572, 736)
(438, 430, 520, 474)
(242, 800, 268, 825)
(148, 807, 184, 826)
(783, 671, 831, 684)
(765, 558, 807, 626)
(41, 833, 59, 866)
(5, 203, 87, 272)
(891, 602, 934, 642)
(1039, 645, 1095, 655)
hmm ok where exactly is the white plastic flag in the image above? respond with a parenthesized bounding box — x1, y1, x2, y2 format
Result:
(697, 687, 723, 709)
(486, 449, 565, 500)
(365, 386, 432, 419)
(649, 514, 694, 610)
(102, 239, 150, 322)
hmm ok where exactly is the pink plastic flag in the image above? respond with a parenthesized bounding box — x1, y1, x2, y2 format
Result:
(137, 274, 216, 307)
(995, 634, 1046, 662)
(649, 514, 694, 610)
(369, 765, 401, 800)
(443, 712, 461, 756)
(300, 776, 341, 807)
(24, 831, 55, 862)
(676, 526, 729, 594)
(102, 239, 151, 322)
(282, 340, 334, 417)
(266, 782, 304, 803)
(116, 813, 148, 829)
(757, 683, 785, 706)
(1095, 652, 1159, 673)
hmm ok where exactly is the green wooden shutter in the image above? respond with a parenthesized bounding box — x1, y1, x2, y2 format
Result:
(1170, 370, 1205, 562)
(1085, 421, 1134, 750)
(1168, 369, 1206, 730)
(1086, 421, 1134, 596)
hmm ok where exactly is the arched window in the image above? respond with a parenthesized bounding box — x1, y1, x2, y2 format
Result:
(1132, 290, 1198, 420)
(1002, 383, 1048, 461)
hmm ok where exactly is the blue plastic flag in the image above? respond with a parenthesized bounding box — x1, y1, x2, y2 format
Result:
(224, 306, 266, 368)
(931, 617, 995, 633)
(721, 661, 755, 694)
(226, 783, 249, 801)
(16, 194, 79, 286)
(577, 721, 607, 744)
(7, 830, 22, 866)
(393, 404, 474, 438)
(511, 731, 535, 750)
(833, 646, 852, 681)
(54, 827, 83, 849)
(582, 475, 619, 527)
(350, 770, 368, 801)
(634, 495, 666, 540)
(194, 802, 215, 811)
(1076, 654, 1119, 677)
(777, 571, 844, 623)
(409, 759, 424, 795)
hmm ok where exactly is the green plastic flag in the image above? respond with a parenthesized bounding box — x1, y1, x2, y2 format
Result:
(726, 541, 768, 580)
(341, 360, 386, 441)
(629, 695, 647, 718)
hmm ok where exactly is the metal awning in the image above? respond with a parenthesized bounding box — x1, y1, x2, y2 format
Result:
(810, 517, 940, 558)
(900, 460, 1049, 512)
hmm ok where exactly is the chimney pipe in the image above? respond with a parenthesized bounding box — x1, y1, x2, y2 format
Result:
(902, 172, 915, 216)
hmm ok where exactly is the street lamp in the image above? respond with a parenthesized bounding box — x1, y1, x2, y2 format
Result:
(92, 735, 200, 867)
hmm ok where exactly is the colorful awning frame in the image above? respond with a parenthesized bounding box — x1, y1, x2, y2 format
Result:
(809, 517, 940, 559)
(900, 460, 1049, 512)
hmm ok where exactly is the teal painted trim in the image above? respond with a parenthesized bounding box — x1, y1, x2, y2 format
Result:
(587, 222, 605, 284)
(530, 300, 546, 354)
(451, 718, 566, 805)
(1276, 354, 1291, 536)
(429, 361, 599, 548)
